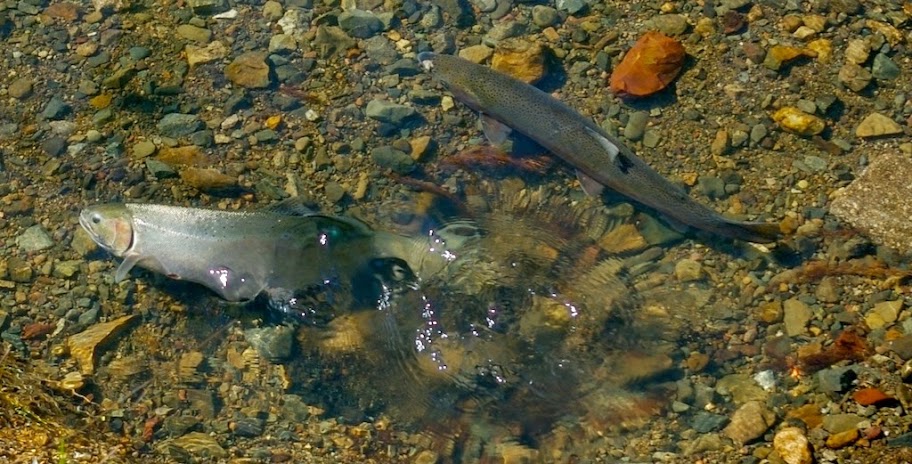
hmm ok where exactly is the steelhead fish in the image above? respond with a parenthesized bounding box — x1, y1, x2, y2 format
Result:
(79, 202, 423, 315)
(418, 52, 781, 243)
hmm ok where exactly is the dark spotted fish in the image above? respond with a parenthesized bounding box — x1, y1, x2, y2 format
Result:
(418, 52, 780, 243)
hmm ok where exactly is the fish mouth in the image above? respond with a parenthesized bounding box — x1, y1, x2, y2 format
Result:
(417, 52, 436, 71)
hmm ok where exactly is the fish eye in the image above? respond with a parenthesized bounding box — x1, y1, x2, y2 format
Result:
(91, 214, 102, 224)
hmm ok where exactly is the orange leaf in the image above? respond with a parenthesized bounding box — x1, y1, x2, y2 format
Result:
(610, 31, 686, 97)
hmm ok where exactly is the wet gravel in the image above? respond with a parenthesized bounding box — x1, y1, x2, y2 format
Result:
(1, 0, 912, 462)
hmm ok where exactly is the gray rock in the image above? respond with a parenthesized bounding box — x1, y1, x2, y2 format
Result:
(872, 54, 900, 80)
(313, 26, 356, 58)
(683, 433, 725, 455)
(157, 113, 202, 138)
(692, 412, 728, 433)
(817, 366, 857, 394)
(244, 325, 294, 362)
(750, 123, 768, 144)
(338, 10, 383, 39)
(40, 96, 70, 120)
(186, 0, 227, 14)
(830, 153, 912, 254)
(129, 46, 151, 60)
(231, 416, 264, 437)
(146, 159, 178, 179)
(648, 14, 689, 36)
(531, 5, 559, 27)
(432, 0, 473, 26)
(281, 394, 311, 421)
(556, 0, 587, 15)
(822, 414, 863, 434)
(43, 137, 67, 157)
(385, 58, 421, 76)
(324, 181, 346, 203)
(365, 100, 416, 126)
(623, 111, 649, 141)
(163, 415, 200, 436)
(698, 176, 726, 199)
(371, 146, 415, 174)
(17, 225, 54, 252)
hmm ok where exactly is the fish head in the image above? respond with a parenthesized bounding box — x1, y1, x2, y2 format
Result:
(417, 52, 485, 112)
(79, 204, 134, 257)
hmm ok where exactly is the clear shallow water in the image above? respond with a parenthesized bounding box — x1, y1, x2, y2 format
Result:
(285, 181, 689, 459)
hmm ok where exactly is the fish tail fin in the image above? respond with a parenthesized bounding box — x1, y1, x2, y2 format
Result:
(727, 220, 783, 243)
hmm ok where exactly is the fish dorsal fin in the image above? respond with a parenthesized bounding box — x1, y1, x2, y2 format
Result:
(114, 254, 141, 282)
(480, 114, 513, 146)
(584, 126, 620, 162)
(263, 197, 317, 217)
(576, 171, 605, 197)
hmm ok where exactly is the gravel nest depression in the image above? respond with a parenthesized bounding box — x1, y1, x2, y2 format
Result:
(1, 0, 912, 463)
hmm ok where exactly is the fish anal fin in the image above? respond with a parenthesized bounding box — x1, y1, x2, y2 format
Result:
(481, 114, 513, 146)
(114, 254, 140, 282)
(577, 171, 605, 197)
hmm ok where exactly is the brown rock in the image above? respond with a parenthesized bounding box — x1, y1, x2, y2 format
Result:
(773, 427, 812, 464)
(787, 403, 823, 429)
(610, 31, 685, 97)
(225, 52, 272, 89)
(492, 39, 547, 84)
(825, 428, 859, 449)
(179, 167, 237, 191)
(598, 224, 648, 254)
(853, 387, 894, 406)
(157, 145, 209, 167)
(763, 45, 814, 71)
(68, 315, 137, 375)
(723, 400, 776, 445)
(44, 2, 81, 21)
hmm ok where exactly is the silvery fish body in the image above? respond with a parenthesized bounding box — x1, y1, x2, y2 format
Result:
(78, 203, 416, 306)
(418, 52, 780, 243)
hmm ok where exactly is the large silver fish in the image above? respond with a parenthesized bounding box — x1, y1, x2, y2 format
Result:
(418, 52, 781, 243)
(78, 202, 449, 316)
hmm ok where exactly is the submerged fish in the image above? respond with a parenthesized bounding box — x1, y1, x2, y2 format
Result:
(418, 52, 781, 243)
(79, 202, 422, 316)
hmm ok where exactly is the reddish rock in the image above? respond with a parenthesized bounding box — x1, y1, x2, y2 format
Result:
(853, 387, 895, 406)
(610, 32, 685, 98)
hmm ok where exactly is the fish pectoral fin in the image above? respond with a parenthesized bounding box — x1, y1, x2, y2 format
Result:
(576, 171, 605, 197)
(114, 254, 141, 282)
(480, 114, 513, 147)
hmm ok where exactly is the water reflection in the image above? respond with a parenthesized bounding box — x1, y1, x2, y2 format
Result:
(290, 182, 686, 460)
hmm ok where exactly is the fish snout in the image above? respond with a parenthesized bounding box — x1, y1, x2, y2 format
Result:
(417, 52, 437, 71)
